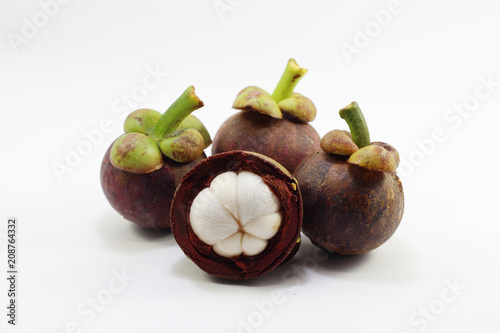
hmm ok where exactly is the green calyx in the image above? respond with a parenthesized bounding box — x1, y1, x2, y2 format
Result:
(320, 101, 398, 173)
(232, 59, 316, 122)
(110, 86, 210, 174)
(348, 145, 396, 173)
(158, 128, 205, 162)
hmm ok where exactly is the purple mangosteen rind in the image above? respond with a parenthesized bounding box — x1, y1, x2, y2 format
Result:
(212, 111, 320, 174)
(101, 143, 205, 230)
(170, 150, 303, 280)
(294, 151, 404, 255)
(100, 86, 211, 230)
(293, 101, 405, 255)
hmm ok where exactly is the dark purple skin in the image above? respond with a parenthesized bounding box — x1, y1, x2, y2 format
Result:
(293, 151, 404, 255)
(100, 143, 205, 230)
(212, 111, 320, 173)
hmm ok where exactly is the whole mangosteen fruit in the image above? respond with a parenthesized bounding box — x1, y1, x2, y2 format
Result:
(293, 102, 404, 255)
(170, 150, 302, 280)
(101, 86, 211, 230)
(212, 59, 321, 173)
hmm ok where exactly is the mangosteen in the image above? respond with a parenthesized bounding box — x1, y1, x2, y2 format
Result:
(100, 86, 211, 230)
(293, 102, 404, 255)
(170, 151, 302, 280)
(212, 59, 321, 173)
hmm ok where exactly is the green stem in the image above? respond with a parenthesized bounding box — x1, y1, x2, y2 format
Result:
(154, 86, 204, 138)
(271, 59, 308, 103)
(339, 101, 371, 148)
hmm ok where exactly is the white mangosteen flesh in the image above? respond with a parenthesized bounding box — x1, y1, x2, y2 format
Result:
(189, 171, 282, 258)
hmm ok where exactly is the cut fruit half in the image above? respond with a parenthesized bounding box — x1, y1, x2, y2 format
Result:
(171, 151, 302, 280)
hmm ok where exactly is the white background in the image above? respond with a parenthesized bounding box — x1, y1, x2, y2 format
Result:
(1, 0, 500, 332)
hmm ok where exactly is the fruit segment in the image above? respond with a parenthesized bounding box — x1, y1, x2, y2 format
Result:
(189, 171, 282, 258)
(189, 188, 240, 245)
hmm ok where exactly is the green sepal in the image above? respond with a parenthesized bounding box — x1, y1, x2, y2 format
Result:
(158, 128, 205, 163)
(124, 108, 162, 136)
(277, 93, 316, 122)
(231, 59, 314, 122)
(110, 86, 209, 173)
(320, 129, 359, 156)
(347, 145, 396, 173)
(110, 133, 164, 174)
(177, 115, 212, 148)
(232, 86, 282, 119)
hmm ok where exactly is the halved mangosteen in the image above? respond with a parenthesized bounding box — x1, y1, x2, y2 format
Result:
(170, 151, 302, 280)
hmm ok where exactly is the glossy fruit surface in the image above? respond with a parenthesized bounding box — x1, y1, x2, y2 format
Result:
(101, 144, 204, 229)
(294, 151, 404, 254)
(212, 111, 320, 173)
